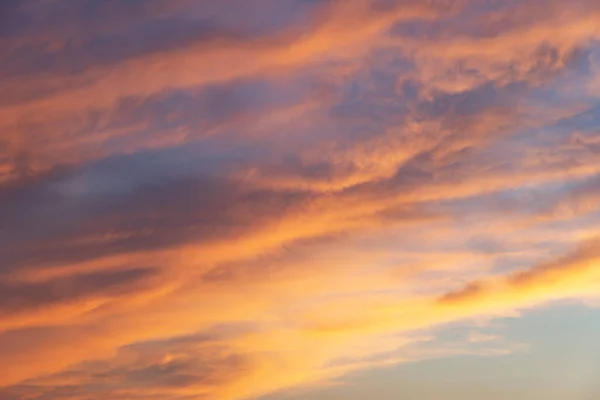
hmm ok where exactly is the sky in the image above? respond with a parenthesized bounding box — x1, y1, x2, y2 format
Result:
(1, 0, 600, 399)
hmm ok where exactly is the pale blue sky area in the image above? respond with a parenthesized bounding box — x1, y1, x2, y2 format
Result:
(263, 305, 600, 400)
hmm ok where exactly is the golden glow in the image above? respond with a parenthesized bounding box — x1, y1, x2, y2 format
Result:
(1, 1, 600, 399)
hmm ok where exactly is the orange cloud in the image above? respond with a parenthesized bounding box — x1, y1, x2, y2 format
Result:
(2, 1, 600, 399)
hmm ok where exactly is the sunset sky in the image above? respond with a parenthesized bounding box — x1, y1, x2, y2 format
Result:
(1, 1, 600, 399)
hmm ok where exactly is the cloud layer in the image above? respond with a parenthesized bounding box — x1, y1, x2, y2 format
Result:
(1, 1, 600, 399)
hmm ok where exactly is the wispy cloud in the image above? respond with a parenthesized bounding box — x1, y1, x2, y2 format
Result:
(1, 1, 600, 399)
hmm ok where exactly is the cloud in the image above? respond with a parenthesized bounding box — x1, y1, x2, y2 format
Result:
(437, 239, 600, 310)
(2, 1, 600, 399)
(0, 267, 158, 314)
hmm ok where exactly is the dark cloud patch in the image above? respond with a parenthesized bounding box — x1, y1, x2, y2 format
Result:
(1, 329, 256, 400)
(0, 0, 29, 38)
(255, 154, 354, 183)
(0, 147, 312, 275)
(418, 81, 526, 120)
(437, 238, 600, 306)
(437, 281, 487, 304)
(2, 75, 311, 152)
(329, 49, 414, 126)
(349, 153, 436, 199)
(557, 103, 600, 133)
(525, 44, 589, 82)
(507, 239, 600, 288)
(567, 174, 600, 200)
(389, 0, 533, 40)
(0, 0, 330, 81)
(1, 0, 193, 42)
(533, 173, 600, 219)
(1, 16, 223, 78)
(0, 267, 158, 315)
(119, 353, 249, 389)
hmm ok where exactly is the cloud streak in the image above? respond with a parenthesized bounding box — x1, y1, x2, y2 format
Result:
(1, 0, 600, 399)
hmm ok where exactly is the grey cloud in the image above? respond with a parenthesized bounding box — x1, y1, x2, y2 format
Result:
(437, 238, 600, 306)
(437, 281, 487, 304)
(0, 267, 158, 315)
(1, 329, 256, 400)
(0, 0, 330, 81)
(557, 103, 600, 133)
(0, 147, 312, 275)
(2, 74, 314, 161)
(1, 16, 221, 78)
(0, 0, 28, 38)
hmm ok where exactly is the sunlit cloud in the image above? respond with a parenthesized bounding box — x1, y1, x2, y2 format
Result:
(1, 1, 600, 399)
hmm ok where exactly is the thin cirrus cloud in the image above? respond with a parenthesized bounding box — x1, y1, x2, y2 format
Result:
(1, 0, 600, 399)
